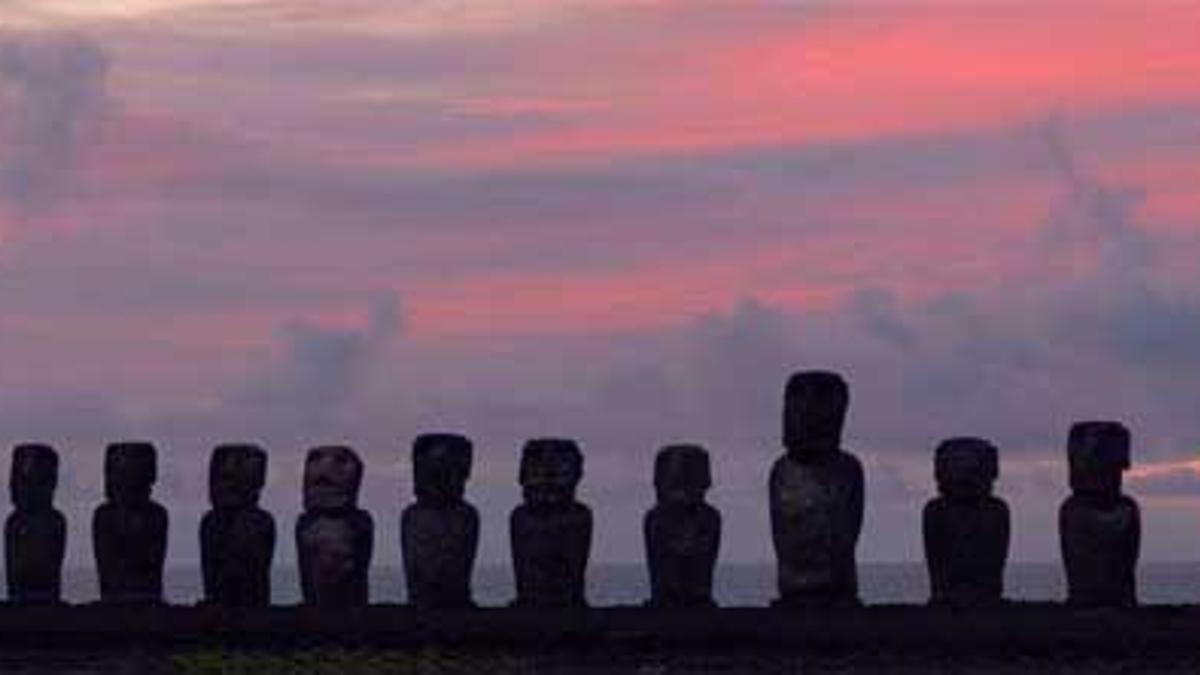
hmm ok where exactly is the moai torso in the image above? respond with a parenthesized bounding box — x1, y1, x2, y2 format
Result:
(93, 442, 168, 604)
(510, 439, 592, 608)
(5, 444, 66, 604)
(769, 371, 864, 608)
(200, 444, 276, 607)
(922, 438, 1010, 607)
(296, 445, 373, 608)
(1060, 421, 1140, 608)
(401, 433, 480, 609)
(644, 444, 720, 608)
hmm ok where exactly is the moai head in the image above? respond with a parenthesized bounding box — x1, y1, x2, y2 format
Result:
(104, 442, 158, 505)
(654, 444, 711, 506)
(519, 438, 583, 508)
(303, 445, 363, 512)
(783, 370, 849, 460)
(10, 443, 59, 511)
(934, 437, 999, 502)
(209, 444, 267, 510)
(1068, 421, 1131, 500)
(412, 433, 472, 506)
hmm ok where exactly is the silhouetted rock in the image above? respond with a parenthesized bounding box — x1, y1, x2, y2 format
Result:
(1060, 421, 1140, 608)
(296, 445, 373, 608)
(644, 444, 720, 608)
(770, 371, 864, 608)
(510, 438, 591, 608)
(5, 443, 66, 604)
(401, 433, 479, 609)
(922, 437, 1009, 607)
(93, 442, 168, 605)
(200, 444, 275, 608)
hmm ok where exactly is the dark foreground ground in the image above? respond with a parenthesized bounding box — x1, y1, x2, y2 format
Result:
(3, 649, 1199, 674)
(1, 604, 1199, 673)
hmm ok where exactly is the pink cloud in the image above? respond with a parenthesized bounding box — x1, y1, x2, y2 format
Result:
(410, 4, 1200, 169)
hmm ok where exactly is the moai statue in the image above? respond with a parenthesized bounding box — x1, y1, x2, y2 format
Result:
(644, 444, 721, 608)
(922, 437, 1010, 607)
(510, 438, 592, 608)
(93, 442, 168, 605)
(1060, 421, 1140, 608)
(296, 445, 373, 608)
(200, 444, 276, 608)
(6, 444, 67, 604)
(401, 433, 479, 609)
(769, 371, 864, 608)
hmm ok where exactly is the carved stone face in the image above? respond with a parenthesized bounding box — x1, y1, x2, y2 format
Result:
(654, 444, 711, 506)
(934, 437, 998, 501)
(412, 433, 472, 505)
(783, 371, 849, 460)
(104, 442, 157, 505)
(303, 445, 363, 512)
(10, 443, 58, 510)
(1068, 421, 1130, 498)
(209, 444, 267, 510)
(519, 438, 582, 507)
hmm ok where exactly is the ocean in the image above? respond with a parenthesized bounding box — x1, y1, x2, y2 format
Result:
(59, 562, 1200, 606)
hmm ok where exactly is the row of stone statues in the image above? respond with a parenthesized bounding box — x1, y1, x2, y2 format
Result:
(4, 371, 1141, 610)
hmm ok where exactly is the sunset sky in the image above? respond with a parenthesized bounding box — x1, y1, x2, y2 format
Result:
(1, 1, 1198, 571)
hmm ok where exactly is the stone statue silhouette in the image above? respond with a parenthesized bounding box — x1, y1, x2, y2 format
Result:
(644, 444, 720, 608)
(769, 371, 864, 608)
(296, 445, 373, 608)
(1060, 421, 1140, 608)
(923, 437, 1009, 607)
(93, 442, 168, 605)
(6, 443, 66, 604)
(200, 443, 275, 607)
(401, 433, 479, 609)
(510, 438, 592, 608)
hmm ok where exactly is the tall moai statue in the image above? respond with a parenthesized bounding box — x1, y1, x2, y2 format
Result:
(200, 444, 276, 607)
(769, 371, 864, 608)
(93, 441, 168, 604)
(401, 433, 479, 609)
(510, 438, 592, 608)
(296, 445, 373, 608)
(644, 444, 721, 608)
(5, 444, 67, 604)
(922, 437, 1010, 607)
(1060, 421, 1140, 608)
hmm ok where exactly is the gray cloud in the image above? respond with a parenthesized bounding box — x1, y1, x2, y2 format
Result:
(213, 294, 403, 442)
(0, 32, 109, 214)
(849, 288, 917, 350)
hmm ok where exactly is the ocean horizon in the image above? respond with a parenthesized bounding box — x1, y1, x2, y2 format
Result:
(55, 562, 1200, 607)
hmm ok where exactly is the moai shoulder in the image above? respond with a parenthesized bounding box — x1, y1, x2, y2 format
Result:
(401, 433, 480, 610)
(93, 441, 168, 605)
(1060, 421, 1140, 608)
(510, 438, 592, 608)
(200, 443, 276, 608)
(922, 437, 1010, 607)
(297, 445, 373, 608)
(769, 370, 864, 608)
(644, 444, 721, 609)
(6, 443, 67, 605)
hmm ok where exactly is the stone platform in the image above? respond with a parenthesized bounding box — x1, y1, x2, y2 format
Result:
(1, 603, 1198, 658)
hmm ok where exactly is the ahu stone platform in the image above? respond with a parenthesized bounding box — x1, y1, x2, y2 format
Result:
(1, 604, 1199, 658)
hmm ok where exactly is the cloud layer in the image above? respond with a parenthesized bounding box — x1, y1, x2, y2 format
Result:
(0, 31, 108, 216)
(0, 2, 1197, 567)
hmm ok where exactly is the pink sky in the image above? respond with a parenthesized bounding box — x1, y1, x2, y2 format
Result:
(0, 1, 1198, 566)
